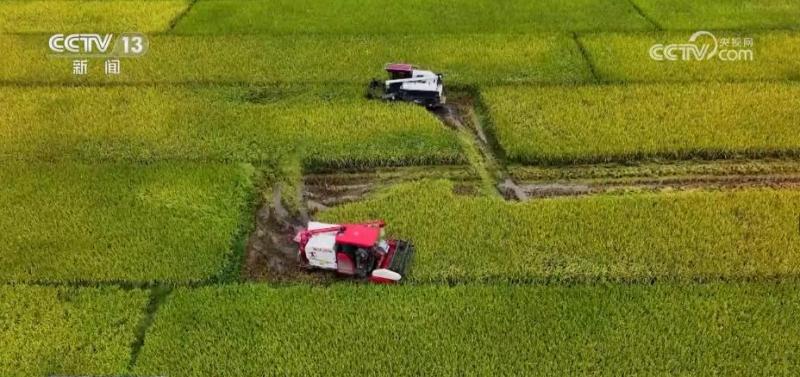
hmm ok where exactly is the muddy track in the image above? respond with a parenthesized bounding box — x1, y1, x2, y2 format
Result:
(243, 185, 338, 283)
(519, 174, 800, 198)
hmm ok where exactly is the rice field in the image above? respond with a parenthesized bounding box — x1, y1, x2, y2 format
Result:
(172, 0, 653, 35)
(631, 0, 800, 30)
(0, 0, 189, 33)
(0, 33, 591, 85)
(6, 30, 797, 85)
(0, 285, 148, 377)
(0, 162, 255, 283)
(320, 180, 800, 282)
(483, 82, 800, 164)
(134, 283, 800, 377)
(4, 0, 800, 375)
(581, 31, 800, 83)
(0, 85, 462, 168)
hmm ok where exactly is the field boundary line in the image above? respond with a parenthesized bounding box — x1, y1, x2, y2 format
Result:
(127, 285, 173, 373)
(6, 272, 800, 289)
(167, 0, 199, 32)
(514, 173, 800, 199)
(3, 27, 800, 37)
(626, 0, 663, 30)
(502, 148, 800, 167)
(573, 32, 601, 83)
(213, 174, 266, 284)
(2, 77, 800, 89)
(139, 27, 800, 37)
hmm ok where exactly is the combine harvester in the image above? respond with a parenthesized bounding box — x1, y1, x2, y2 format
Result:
(293, 220, 414, 283)
(368, 63, 445, 108)
(288, 64, 434, 284)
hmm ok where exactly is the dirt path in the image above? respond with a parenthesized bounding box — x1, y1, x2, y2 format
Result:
(519, 174, 800, 198)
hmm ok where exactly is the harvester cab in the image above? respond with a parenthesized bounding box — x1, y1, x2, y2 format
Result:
(368, 63, 445, 108)
(293, 220, 414, 283)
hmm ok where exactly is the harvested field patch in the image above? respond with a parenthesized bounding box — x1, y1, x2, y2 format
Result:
(509, 159, 800, 181)
(516, 173, 800, 198)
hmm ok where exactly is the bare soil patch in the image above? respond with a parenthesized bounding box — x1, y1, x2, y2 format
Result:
(243, 186, 336, 283)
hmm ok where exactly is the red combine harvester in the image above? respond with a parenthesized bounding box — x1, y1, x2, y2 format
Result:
(293, 220, 414, 283)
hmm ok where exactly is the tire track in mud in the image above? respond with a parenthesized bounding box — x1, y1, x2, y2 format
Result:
(243, 185, 319, 283)
(519, 174, 800, 198)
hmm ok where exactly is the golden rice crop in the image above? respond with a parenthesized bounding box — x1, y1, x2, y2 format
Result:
(320, 180, 800, 282)
(0, 33, 590, 85)
(134, 283, 800, 376)
(631, 0, 800, 30)
(0, 162, 255, 283)
(0, 0, 189, 33)
(0, 285, 148, 377)
(581, 31, 800, 82)
(0, 85, 462, 168)
(483, 82, 800, 164)
(174, 0, 652, 34)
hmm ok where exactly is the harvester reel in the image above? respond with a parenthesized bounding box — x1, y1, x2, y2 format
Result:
(366, 79, 385, 99)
